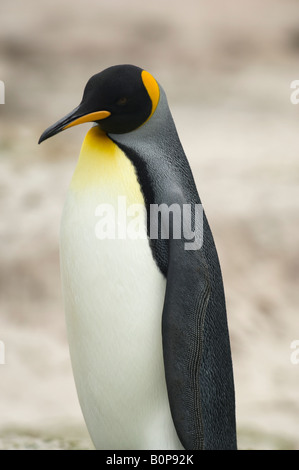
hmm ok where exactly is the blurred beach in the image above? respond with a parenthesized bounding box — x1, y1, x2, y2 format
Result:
(0, 0, 299, 450)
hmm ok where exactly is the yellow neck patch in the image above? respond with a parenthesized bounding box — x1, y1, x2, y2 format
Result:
(141, 70, 160, 121)
(70, 126, 144, 206)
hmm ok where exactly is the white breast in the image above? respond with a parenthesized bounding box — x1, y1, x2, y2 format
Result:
(59, 127, 183, 450)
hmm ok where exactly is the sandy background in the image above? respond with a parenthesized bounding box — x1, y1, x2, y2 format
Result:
(0, 0, 299, 450)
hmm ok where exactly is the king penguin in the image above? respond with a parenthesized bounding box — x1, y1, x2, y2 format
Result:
(39, 64, 237, 450)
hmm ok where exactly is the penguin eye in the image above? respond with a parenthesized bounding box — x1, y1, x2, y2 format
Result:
(116, 97, 128, 106)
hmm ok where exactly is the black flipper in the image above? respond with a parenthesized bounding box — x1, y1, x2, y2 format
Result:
(162, 211, 237, 450)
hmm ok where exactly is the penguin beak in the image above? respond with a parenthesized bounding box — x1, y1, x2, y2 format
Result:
(38, 106, 111, 144)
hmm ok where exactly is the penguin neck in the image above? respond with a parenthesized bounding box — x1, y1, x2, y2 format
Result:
(69, 125, 145, 207)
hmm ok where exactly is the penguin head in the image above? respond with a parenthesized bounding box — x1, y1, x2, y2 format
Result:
(38, 65, 160, 143)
